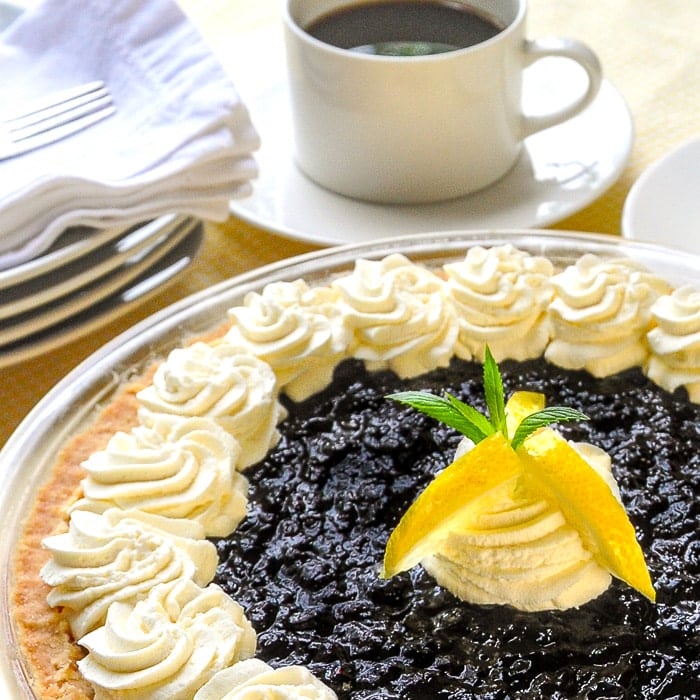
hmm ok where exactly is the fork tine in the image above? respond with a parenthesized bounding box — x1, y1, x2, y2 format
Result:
(3, 105, 116, 157)
(9, 92, 114, 143)
(7, 85, 111, 135)
(0, 81, 115, 160)
(3, 81, 107, 124)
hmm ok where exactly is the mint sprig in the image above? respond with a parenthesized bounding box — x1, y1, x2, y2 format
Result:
(387, 390, 494, 444)
(387, 346, 588, 450)
(483, 346, 507, 437)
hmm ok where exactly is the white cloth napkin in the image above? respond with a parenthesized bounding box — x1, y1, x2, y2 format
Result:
(0, 0, 260, 270)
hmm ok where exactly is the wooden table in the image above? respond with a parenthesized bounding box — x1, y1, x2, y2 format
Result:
(1, 0, 698, 448)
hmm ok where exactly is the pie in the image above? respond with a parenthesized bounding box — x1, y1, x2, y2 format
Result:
(7, 239, 700, 699)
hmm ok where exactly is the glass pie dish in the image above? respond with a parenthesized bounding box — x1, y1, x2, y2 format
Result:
(1, 229, 699, 699)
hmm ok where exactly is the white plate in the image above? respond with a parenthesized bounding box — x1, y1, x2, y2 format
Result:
(0, 221, 203, 368)
(0, 217, 200, 345)
(0, 215, 190, 303)
(622, 135, 700, 254)
(229, 23, 633, 246)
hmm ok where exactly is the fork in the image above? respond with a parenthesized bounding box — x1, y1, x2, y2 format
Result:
(0, 81, 115, 160)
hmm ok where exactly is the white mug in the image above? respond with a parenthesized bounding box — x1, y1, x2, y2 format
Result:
(283, 0, 603, 204)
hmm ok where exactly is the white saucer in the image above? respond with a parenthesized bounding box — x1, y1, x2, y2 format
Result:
(622, 135, 700, 254)
(230, 35, 633, 246)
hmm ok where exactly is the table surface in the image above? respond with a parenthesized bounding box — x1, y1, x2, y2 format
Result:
(1, 0, 699, 448)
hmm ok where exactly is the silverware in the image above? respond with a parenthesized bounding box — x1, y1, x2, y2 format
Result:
(0, 81, 115, 160)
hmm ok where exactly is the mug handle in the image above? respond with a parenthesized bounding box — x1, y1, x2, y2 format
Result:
(520, 37, 603, 138)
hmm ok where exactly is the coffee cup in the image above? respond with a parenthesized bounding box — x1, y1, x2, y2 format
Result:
(283, 0, 603, 204)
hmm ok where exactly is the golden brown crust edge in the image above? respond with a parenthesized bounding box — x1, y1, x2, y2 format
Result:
(8, 324, 230, 700)
(11, 384, 143, 700)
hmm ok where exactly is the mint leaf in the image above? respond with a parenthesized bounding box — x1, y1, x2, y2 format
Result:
(387, 391, 491, 444)
(445, 393, 494, 438)
(483, 346, 507, 438)
(511, 407, 590, 450)
(387, 345, 588, 452)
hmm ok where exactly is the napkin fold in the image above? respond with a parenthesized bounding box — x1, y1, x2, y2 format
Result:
(0, 0, 260, 270)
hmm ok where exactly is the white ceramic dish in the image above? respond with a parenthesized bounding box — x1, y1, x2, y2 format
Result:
(0, 221, 203, 368)
(0, 217, 200, 345)
(0, 215, 194, 313)
(228, 18, 633, 245)
(622, 135, 700, 254)
(1, 229, 699, 698)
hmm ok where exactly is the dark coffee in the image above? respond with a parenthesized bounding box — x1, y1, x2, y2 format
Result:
(306, 0, 504, 56)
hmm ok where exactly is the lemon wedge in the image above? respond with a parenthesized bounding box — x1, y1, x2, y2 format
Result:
(518, 428, 656, 602)
(381, 432, 523, 578)
(505, 390, 545, 436)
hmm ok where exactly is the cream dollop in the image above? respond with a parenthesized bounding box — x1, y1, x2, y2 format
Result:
(193, 659, 337, 700)
(78, 580, 256, 700)
(443, 244, 554, 361)
(646, 286, 700, 401)
(424, 439, 618, 611)
(72, 418, 248, 537)
(137, 342, 287, 469)
(225, 280, 348, 401)
(332, 253, 458, 377)
(41, 508, 218, 639)
(546, 254, 670, 376)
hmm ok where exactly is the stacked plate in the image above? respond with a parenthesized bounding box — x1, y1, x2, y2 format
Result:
(0, 215, 203, 367)
(2, 0, 206, 368)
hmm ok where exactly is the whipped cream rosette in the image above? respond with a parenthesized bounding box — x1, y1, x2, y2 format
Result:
(545, 254, 670, 376)
(646, 285, 700, 401)
(424, 440, 618, 611)
(332, 253, 457, 377)
(225, 280, 349, 402)
(72, 418, 248, 537)
(41, 508, 218, 639)
(78, 580, 256, 700)
(443, 244, 554, 362)
(137, 342, 287, 469)
(194, 659, 337, 700)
